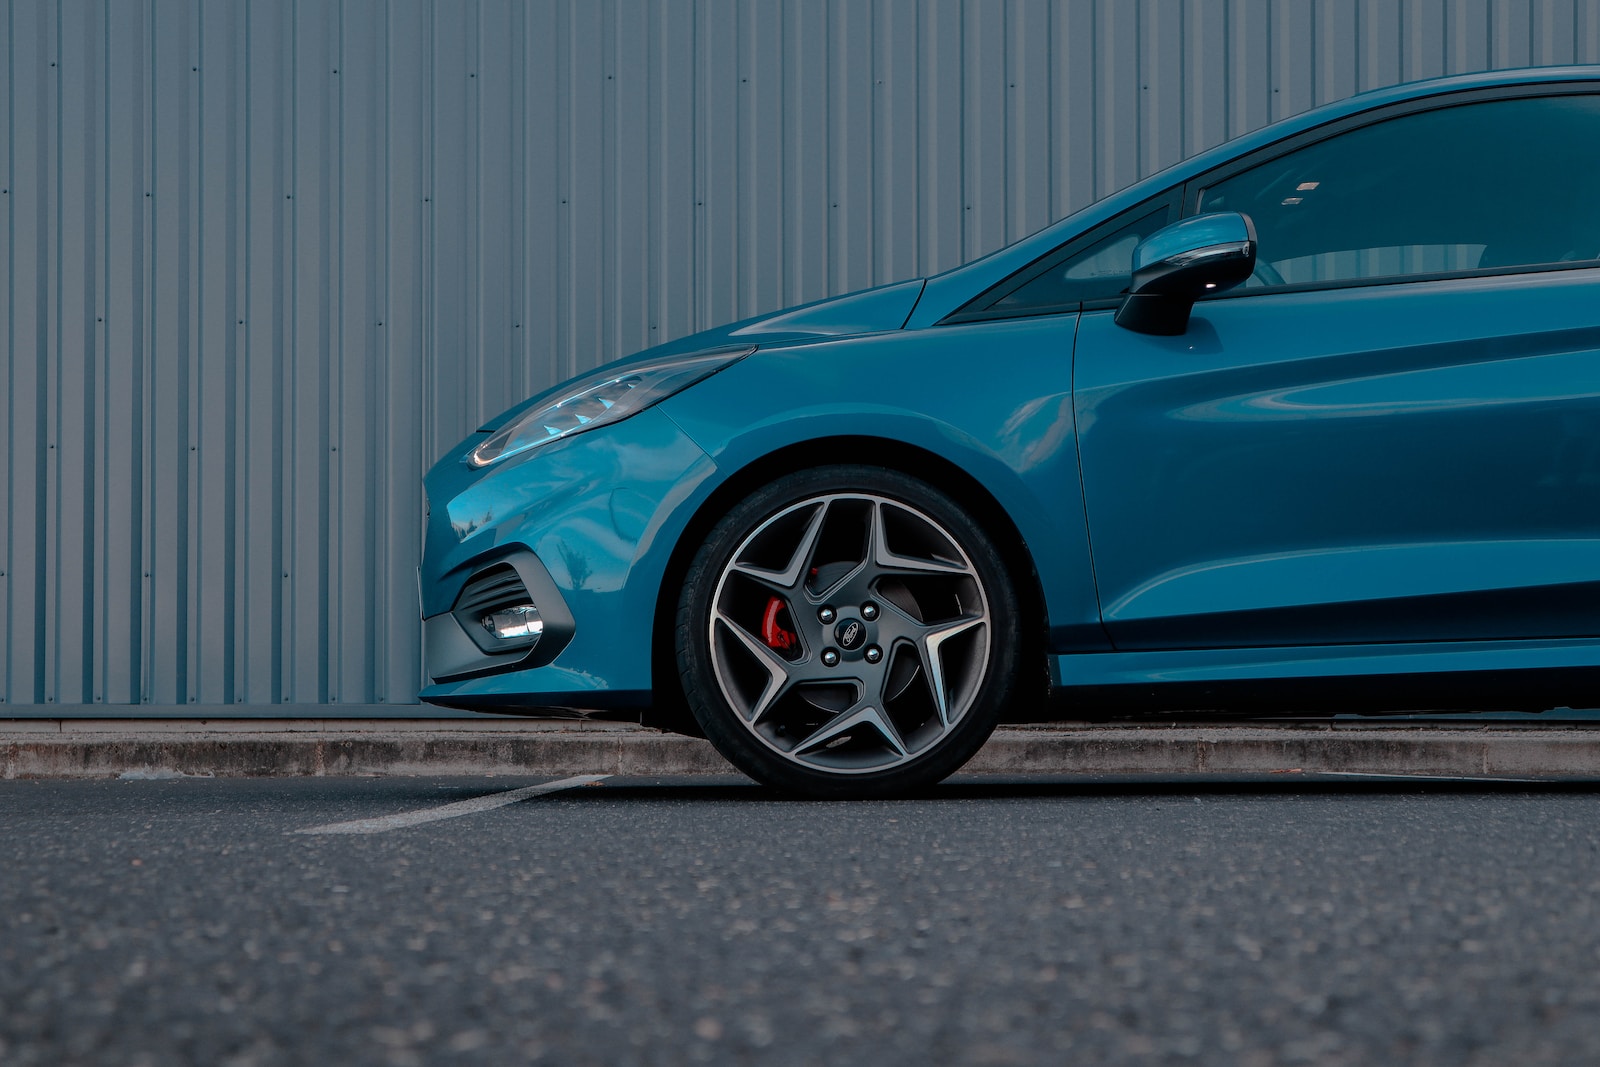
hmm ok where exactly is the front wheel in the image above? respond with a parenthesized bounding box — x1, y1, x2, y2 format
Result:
(675, 466, 1021, 798)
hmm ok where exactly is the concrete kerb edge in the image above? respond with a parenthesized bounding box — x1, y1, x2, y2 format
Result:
(6, 726, 1600, 779)
(0, 731, 728, 780)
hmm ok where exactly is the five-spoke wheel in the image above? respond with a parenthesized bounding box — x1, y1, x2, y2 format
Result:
(676, 466, 1019, 797)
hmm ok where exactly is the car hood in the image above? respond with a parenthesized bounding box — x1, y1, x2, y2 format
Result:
(666, 276, 928, 350)
(476, 278, 927, 432)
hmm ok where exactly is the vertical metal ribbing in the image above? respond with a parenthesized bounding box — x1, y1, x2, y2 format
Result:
(3, 0, 1597, 714)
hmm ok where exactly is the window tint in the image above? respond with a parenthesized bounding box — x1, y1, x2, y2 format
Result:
(992, 207, 1172, 312)
(1198, 94, 1600, 287)
(953, 202, 1174, 320)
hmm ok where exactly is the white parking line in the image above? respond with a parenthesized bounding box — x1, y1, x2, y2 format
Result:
(292, 775, 610, 836)
(1314, 770, 1541, 783)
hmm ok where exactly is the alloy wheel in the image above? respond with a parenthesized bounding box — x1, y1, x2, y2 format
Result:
(706, 491, 993, 775)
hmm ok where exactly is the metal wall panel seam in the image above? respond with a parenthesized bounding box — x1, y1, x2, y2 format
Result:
(597, 0, 616, 365)
(738, 2, 772, 317)
(50, 2, 79, 710)
(614, 0, 650, 356)
(262, 0, 289, 706)
(1181, 0, 1226, 162)
(779, 0, 809, 303)
(86, 0, 108, 706)
(42, 0, 60, 706)
(1494, 0, 1531, 68)
(338, 0, 365, 704)
(55, 0, 97, 707)
(137, 0, 155, 702)
(202, 0, 242, 707)
(420, 0, 438, 469)
(278, 0, 296, 703)
(461, 0, 482, 445)
(1137, 0, 1183, 195)
(568, 0, 584, 374)
(180, 0, 200, 706)
(384, 0, 424, 700)
(95, 0, 116, 705)
(367, 2, 388, 703)
(367, 0, 391, 703)
(369, 2, 387, 703)
(140, 0, 157, 702)
(330, 0, 350, 705)
(348, 0, 366, 705)
(192, 0, 211, 705)
(523, 0, 557, 403)
(1360, 0, 1398, 88)
(1050, 1, 1091, 221)
(872, 0, 910, 286)
(554, 0, 573, 387)
(283, 0, 301, 702)
(236, 0, 263, 705)
(0, 0, 16, 704)
(35, 0, 53, 704)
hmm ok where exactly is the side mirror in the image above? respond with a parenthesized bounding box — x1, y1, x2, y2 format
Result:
(1115, 212, 1257, 336)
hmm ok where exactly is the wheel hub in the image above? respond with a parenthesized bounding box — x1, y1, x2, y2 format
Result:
(833, 616, 868, 652)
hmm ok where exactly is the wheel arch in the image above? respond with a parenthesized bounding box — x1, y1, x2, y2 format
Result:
(644, 435, 1051, 732)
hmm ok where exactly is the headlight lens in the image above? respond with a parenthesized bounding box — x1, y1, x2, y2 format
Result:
(468, 345, 755, 468)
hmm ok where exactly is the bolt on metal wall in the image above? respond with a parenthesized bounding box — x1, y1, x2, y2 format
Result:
(3, 0, 1598, 715)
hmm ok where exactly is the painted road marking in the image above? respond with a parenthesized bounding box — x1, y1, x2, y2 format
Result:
(1315, 770, 1541, 783)
(292, 774, 610, 836)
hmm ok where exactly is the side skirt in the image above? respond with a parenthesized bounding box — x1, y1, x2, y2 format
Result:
(1041, 639, 1600, 718)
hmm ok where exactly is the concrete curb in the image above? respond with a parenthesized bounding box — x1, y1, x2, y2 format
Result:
(6, 721, 1600, 780)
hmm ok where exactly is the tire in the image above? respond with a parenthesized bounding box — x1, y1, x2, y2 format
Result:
(675, 465, 1020, 798)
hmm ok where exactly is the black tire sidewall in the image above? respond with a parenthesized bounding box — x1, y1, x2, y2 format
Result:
(674, 465, 1020, 799)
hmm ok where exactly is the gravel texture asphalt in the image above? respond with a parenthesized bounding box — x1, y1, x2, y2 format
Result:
(6, 773, 1600, 1065)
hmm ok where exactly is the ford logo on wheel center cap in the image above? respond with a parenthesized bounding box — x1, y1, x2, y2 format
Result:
(835, 619, 866, 651)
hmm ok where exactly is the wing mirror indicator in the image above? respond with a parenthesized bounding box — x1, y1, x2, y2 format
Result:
(1115, 211, 1257, 336)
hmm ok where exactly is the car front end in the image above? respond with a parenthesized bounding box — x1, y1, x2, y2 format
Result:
(418, 278, 932, 717)
(418, 354, 740, 715)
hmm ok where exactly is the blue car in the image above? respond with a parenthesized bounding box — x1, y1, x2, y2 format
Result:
(421, 67, 1600, 797)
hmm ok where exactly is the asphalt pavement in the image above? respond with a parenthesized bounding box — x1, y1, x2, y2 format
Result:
(6, 773, 1600, 1064)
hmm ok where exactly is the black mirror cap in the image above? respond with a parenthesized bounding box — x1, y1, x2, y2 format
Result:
(1115, 213, 1258, 336)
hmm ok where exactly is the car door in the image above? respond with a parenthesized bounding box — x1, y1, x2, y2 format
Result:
(1073, 89, 1600, 651)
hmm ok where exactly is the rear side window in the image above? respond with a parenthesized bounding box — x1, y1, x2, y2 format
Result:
(1197, 93, 1600, 287)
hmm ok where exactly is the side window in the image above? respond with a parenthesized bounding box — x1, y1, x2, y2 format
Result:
(1198, 93, 1600, 288)
(952, 201, 1174, 321)
(992, 206, 1172, 312)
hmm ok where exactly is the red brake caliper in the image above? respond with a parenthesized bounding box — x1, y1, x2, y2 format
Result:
(761, 597, 797, 651)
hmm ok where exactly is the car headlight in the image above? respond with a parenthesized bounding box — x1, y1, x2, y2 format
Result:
(468, 344, 755, 468)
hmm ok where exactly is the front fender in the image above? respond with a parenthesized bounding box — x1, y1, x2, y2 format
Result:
(659, 323, 1107, 651)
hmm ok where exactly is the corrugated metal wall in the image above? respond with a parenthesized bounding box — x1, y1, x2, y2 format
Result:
(4, 0, 1599, 715)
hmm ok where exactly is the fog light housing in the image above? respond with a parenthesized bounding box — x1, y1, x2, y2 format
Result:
(483, 604, 543, 643)
(453, 563, 549, 654)
(429, 553, 577, 680)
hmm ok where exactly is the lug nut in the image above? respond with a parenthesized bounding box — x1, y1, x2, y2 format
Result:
(822, 648, 840, 667)
(818, 606, 836, 624)
(864, 645, 882, 664)
(861, 602, 879, 621)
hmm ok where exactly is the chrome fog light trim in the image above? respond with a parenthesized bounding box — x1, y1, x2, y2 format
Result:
(483, 604, 544, 643)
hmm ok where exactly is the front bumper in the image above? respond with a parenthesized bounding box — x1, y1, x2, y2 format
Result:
(423, 549, 577, 683)
(418, 406, 717, 712)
